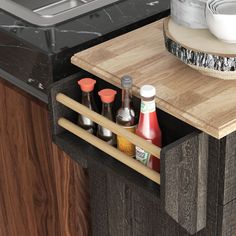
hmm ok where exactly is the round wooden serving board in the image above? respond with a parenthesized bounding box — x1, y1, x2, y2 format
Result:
(163, 17, 236, 80)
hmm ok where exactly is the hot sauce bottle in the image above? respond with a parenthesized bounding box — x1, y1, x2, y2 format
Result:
(97, 89, 117, 146)
(135, 85, 162, 172)
(77, 78, 97, 134)
(116, 75, 136, 157)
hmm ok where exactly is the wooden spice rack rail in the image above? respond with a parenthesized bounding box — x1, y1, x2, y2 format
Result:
(56, 93, 161, 184)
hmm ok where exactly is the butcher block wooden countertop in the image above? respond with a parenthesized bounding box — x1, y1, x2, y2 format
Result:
(71, 18, 236, 139)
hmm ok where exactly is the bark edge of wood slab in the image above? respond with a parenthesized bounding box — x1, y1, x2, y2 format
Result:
(164, 17, 236, 80)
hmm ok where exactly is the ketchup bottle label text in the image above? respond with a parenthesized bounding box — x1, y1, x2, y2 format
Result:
(135, 146, 151, 165)
(140, 101, 156, 114)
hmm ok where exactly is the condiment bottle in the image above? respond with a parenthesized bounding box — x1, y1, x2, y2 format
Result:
(97, 89, 117, 146)
(116, 75, 136, 157)
(77, 78, 97, 134)
(135, 85, 162, 172)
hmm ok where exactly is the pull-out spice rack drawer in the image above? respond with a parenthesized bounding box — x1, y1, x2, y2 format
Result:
(49, 72, 209, 235)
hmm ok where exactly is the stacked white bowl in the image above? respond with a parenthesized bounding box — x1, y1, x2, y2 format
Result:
(206, 0, 236, 43)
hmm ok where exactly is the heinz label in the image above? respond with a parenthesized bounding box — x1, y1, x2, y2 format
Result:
(135, 146, 151, 165)
(140, 101, 155, 114)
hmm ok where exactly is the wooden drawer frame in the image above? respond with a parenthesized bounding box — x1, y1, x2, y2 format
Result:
(49, 72, 209, 235)
(56, 92, 161, 184)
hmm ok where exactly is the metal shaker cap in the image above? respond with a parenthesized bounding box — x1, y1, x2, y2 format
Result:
(121, 75, 133, 88)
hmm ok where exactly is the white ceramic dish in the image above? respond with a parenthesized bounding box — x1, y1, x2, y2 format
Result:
(171, 0, 208, 29)
(211, 1, 227, 13)
(208, 0, 235, 14)
(206, 0, 236, 43)
(209, 0, 222, 12)
(215, 1, 236, 14)
(207, 0, 235, 14)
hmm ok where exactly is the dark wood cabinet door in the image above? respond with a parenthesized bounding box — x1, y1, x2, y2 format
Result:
(0, 79, 90, 236)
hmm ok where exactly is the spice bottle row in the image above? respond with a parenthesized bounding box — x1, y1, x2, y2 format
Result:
(77, 76, 162, 172)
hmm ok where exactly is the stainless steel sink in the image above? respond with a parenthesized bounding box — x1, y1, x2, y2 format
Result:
(1, 0, 121, 26)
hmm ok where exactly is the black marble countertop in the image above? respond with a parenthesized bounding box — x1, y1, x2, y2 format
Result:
(0, 0, 169, 103)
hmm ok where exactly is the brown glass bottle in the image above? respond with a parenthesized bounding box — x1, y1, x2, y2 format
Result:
(116, 75, 136, 157)
(77, 78, 97, 134)
(97, 89, 117, 146)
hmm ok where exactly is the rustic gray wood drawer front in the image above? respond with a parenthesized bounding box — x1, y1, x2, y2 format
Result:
(49, 73, 235, 236)
(161, 132, 208, 234)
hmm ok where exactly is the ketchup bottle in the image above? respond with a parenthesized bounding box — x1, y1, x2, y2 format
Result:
(135, 85, 162, 172)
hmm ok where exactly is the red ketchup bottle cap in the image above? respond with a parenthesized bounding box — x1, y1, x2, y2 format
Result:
(98, 89, 117, 103)
(78, 78, 96, 92)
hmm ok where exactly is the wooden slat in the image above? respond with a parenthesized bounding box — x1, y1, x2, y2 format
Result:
(218, 131, 236, 205)
(161, 132, 208, 234)
(88, 166, 109, 236)
(58, 118, 160, 185)
(56, 93, 161, 159)
(71, 18, 236, 139)
(218, 198, 236, 236)
(88, 159, 163, 236)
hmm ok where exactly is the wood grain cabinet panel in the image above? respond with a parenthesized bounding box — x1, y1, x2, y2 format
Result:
(0, 79, 90, 236)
